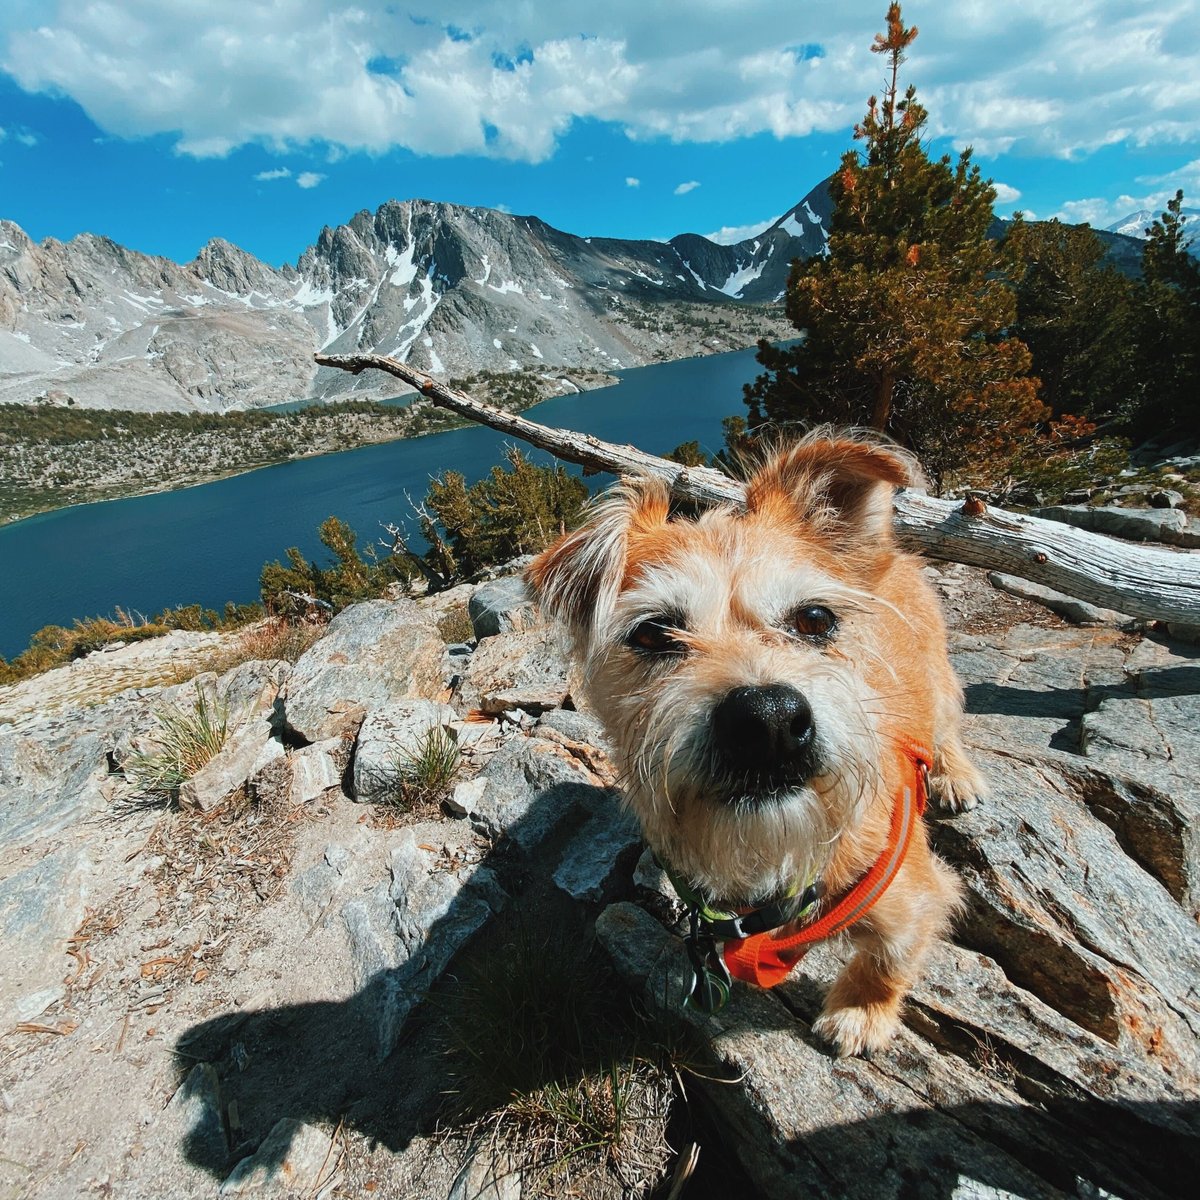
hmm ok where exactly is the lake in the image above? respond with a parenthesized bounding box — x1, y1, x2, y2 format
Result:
(0, 346, 766, 660)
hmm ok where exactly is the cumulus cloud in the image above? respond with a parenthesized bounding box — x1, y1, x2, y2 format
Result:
(625, 176, 640, 187)
(254, 167, 292, 181)
(706, 216, 781, 244)
(1, 2, 1199, 165)
(296, 171, 325, 188)
(1051, 161, 1200, 229)
(674, 180, 700, 195)
(991, 182, 1021, 206)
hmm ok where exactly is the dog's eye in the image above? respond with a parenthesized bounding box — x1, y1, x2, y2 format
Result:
(784, 605, 837, 639)
(626, 619, 686, 655)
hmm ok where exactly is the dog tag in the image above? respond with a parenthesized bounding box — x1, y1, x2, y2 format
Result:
(685, 962, 731, 1014)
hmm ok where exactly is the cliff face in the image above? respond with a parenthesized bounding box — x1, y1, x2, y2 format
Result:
(1, 560, 1196, 1198)
(0, 182, 830, 413)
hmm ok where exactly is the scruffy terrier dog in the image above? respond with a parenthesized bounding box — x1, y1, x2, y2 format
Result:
(527, 433, 984, 1057)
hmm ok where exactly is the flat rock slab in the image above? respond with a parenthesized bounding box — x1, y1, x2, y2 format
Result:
(284, 600, 444, 743)
(1035, 502, 1200, 548)
(0, 845, 93, 1026)
(220, 1118, 335, 1195)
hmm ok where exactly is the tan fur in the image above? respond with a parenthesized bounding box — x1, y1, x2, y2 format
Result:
(527, 432, 984, 1056)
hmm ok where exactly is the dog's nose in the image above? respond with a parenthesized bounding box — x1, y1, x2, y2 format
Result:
(711, 684, 816, 779)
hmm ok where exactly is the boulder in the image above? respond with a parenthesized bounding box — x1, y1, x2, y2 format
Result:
(468, 576, 540, 639)
(283, 601, 444, 742)
(457, 626, 571, 716)
(220, 1118, 335, 1196)
(351, 699, 458, 804)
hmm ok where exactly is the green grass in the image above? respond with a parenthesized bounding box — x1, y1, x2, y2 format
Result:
(124, 684, 231, 801)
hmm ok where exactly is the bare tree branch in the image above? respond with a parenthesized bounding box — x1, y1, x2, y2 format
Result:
(315, 352, 1200, 626)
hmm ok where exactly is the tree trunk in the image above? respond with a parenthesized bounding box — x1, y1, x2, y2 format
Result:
(871, 371, 895, 431)
(313, 352, 1200, 626)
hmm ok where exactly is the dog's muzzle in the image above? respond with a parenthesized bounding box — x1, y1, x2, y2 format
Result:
(710, 683, 819, 794)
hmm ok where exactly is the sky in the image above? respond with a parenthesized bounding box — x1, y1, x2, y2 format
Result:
(1, 1, 1199, 268)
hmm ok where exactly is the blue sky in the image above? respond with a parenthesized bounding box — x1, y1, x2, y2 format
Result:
(2, 1, 1199, 267)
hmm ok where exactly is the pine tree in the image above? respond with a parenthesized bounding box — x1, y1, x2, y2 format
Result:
(1129, 190, 1200, 436)
(1005, 217, 1139, 420)
(743, 3, 1044, 487)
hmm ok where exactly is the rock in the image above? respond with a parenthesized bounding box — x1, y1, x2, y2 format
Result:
(288, 737, 349, 805)
(165, 1064, 226, 1168)
(461, 736, 610, 849)
(1035, 502, 1200, 548)
(446, 776, 488, 817)
(553, 800, 641, 902)
(986, 571, 1132, 627)
(1148, 488, 1184, 508)
(284, 600, 444, 743)
(179, 720, 274, 812)
(0, 725, 110, 849)
(468, 576, 540, 640)
(340, 824, 509, 1057)
(457, 627, 571, 716)
(534, 707, 610, 749)
(351, 699, 459, 804)
(0, 847, 93, 1028)
(220, 1118, 335, 1195)
(448, 1147, 522, 1200)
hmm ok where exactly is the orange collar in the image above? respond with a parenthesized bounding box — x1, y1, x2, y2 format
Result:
(720, 738, 931, 991)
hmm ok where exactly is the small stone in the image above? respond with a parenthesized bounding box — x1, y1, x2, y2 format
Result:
(446, 776, 488, 817)
(220, 1118, 334, 1195)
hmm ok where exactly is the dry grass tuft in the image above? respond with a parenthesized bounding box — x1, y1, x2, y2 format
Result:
(438, 913, 681, 1198)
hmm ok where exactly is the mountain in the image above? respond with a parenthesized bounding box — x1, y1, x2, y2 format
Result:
(0, 183, 830, 413)
(1107, 206, 1200, 251)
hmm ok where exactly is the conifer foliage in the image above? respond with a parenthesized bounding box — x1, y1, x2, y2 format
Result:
(744, 4, 1044, 486)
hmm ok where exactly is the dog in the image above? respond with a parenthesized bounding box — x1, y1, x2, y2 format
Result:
(526, 432, 984, 1056)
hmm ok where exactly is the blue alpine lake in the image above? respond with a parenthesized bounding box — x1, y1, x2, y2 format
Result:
(1, 345, 766, 660)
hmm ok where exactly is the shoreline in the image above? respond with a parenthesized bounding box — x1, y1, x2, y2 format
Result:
(0, 376, 612, 528)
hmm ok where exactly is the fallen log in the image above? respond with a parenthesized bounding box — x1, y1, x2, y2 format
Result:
(314, 352, 1200, 626)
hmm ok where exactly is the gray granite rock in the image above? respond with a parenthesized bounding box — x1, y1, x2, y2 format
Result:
(986, 571, 1133, 627)
(179, 719, 274, 812)
(553, 800, 641, 902)
(0, 726, 110, 849)
(468, 576, 540, 640)
(220, 1118, 334, 1195)
(457, 627, 571, 716)
(284, 600, 444, 742)
(459, 736, 609, 849)
(0, 846, 93, 1027)
(351, 699, 458, 804)
(1035, 502, 1200, 547)
(165, 1064, 227, 1169)
(287, 737, 349, 805)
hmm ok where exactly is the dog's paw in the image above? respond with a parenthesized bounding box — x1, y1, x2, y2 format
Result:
(927, 770, 982, 813)
(812, 1003, 900, 1058)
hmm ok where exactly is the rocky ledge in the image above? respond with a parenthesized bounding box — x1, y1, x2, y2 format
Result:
(0, 560, 1196, 1199)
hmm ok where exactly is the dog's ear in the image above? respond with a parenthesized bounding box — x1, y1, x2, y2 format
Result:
(526, 475, 669, 646)
(745, 437, 917, 545)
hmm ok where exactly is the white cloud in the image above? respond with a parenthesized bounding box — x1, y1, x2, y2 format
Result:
(254, 167, 292, 181)
(991, 182, 1021, 206)
(2, 2, 1199, 165)
(706, 216, 781, 244)
(625, 176, 640, 187)
(674, 180, 700, 195)
(296, 171, 325, 189)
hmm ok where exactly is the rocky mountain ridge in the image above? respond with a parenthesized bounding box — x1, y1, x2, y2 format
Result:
(1, 548, 1197, 1199)
(0, 182, 832, 414)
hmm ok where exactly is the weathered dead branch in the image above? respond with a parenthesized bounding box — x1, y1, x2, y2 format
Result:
(315, 352, 1200, 626)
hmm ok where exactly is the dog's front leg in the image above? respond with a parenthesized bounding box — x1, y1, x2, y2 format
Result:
(811, 855, 958, 1057)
